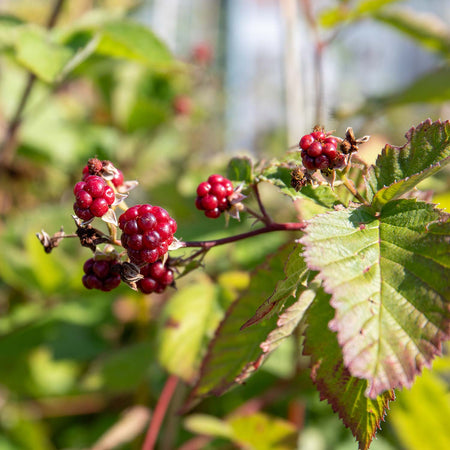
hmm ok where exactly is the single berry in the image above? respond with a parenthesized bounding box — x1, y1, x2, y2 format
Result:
(322, 143, 338, 159)
(85, 176, 105, 198)
(307, 141, 323, 157)
(324, 137, 338, 147)
(112, 169, 124, 188)
(302, 154, 316, 171)
(90, 198, 109, 217)
(311, 130, 325, 141)
(137, 261, 174, 294)
(82, 257, 120, 292)
(119, 204, 176, 265)
(299, 134, 314, 150)
(332, 153, 346, 168)
(195, 175, 233, 218)
(104, 186, 115, 205)
(314, 154, 330, 170)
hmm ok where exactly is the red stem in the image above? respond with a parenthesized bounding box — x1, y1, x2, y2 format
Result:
(142, 375, 179, 450)
(182, 221, 305, 249)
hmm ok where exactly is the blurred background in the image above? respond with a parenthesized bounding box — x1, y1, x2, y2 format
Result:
(0, 0, 449, 449)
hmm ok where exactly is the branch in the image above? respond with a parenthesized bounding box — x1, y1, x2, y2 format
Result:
(0, 0, 66, 168)
(142, 375, 179, 450)
(182, 221, 306, 249)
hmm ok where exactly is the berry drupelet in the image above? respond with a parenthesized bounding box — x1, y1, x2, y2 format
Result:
(195, 174, 234, 218)
(119, 204, 177, 265)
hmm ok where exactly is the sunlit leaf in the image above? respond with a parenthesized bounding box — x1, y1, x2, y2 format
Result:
(374, 8, 450, 56)
(228, 412, 298, 450)
(303, 287, 395, 450)
(96, 20, 174, 69)
(15, 25, 74, 83)
(227, 156, 253, 184)
(300, 200, 450, 398)
(158, 278, 217, 382)
(366, 119, 450, 209)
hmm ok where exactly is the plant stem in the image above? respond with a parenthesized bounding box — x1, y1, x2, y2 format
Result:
(340, 174, 370, 206)
(252, 183, 272, 223)
(182, 221, 305, 249)
(142, 375, 179, 450)
(0, 0, 66, 168)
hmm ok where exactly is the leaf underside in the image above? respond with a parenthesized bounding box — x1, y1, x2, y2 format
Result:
(301, 199, 450, 398)
(366, 119, 450, 209)
(183, 244, 307, 411)
(303, 287, 395, 450)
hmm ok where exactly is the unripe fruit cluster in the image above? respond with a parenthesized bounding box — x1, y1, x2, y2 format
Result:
(82, 257, 121, 292)
(195, 174, 234, 219)
(73, 175, 115, 221)
(138, 261, 174, 294)
(299, 131, 345, 171)
(119, 204, 177, 265)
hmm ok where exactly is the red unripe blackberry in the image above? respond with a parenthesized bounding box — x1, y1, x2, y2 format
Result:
(73, 175, 114, 220)
(195, 175, 233, 218)
(82, 257, 120, 292)
(137, 261, 174, 294)
(119, 204, 176, 264)
(307, 141, 323, 157)
(299, 134, 314, 150)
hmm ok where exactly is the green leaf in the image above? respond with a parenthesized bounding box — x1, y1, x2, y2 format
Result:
(300, 200, 450, 398)
(241, 244, 308, 329)
(366, 119, 450, 209)
(319, 0, 401, 28)
(303, 287, 395, 450)
(373, 8, 450, 56)
(260, 164, 341, 208)
(183, 414, 233, 439)
(96, 20, 174, 69)
(227, 156, 253, 184)
(228, 412, 298, 450)
(158, 278, 217, 382)
(0, 14, 24, 48)
(15, 25, 74, 83)
(183, 244, 299, 410)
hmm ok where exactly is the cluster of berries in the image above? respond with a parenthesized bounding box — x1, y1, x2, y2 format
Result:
(299, 131, 345, 171)
(138, 261, 174, 294)
(119, 204, 177, 265)
(195, 174, 234, 218)
(73, 176, 115, 221)
(82, 257, 121, 292)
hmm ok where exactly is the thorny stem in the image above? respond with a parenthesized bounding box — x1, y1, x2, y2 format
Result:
(142, 375, 179, 450)
(340, 174, 370, 206)
(0, 0, 66, 168)
(182, 221, 306, 249)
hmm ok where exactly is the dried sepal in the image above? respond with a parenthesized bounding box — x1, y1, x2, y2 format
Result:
(73, 216, 111, 251)
(119, 261, 143, 291)
(118, 180, 139, 194)
(36, 227, 65, 253)
(101, 208, 118, 226)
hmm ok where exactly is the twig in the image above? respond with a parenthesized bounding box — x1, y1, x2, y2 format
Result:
(340, 174, 370, 206)
(182, 221, 306, 249)
(142, 375, 179, 450)
(0, 0, 66, 168)
(252, 183, 272, 223)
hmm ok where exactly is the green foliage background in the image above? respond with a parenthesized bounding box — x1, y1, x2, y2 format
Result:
(0, 1, 449, 449)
